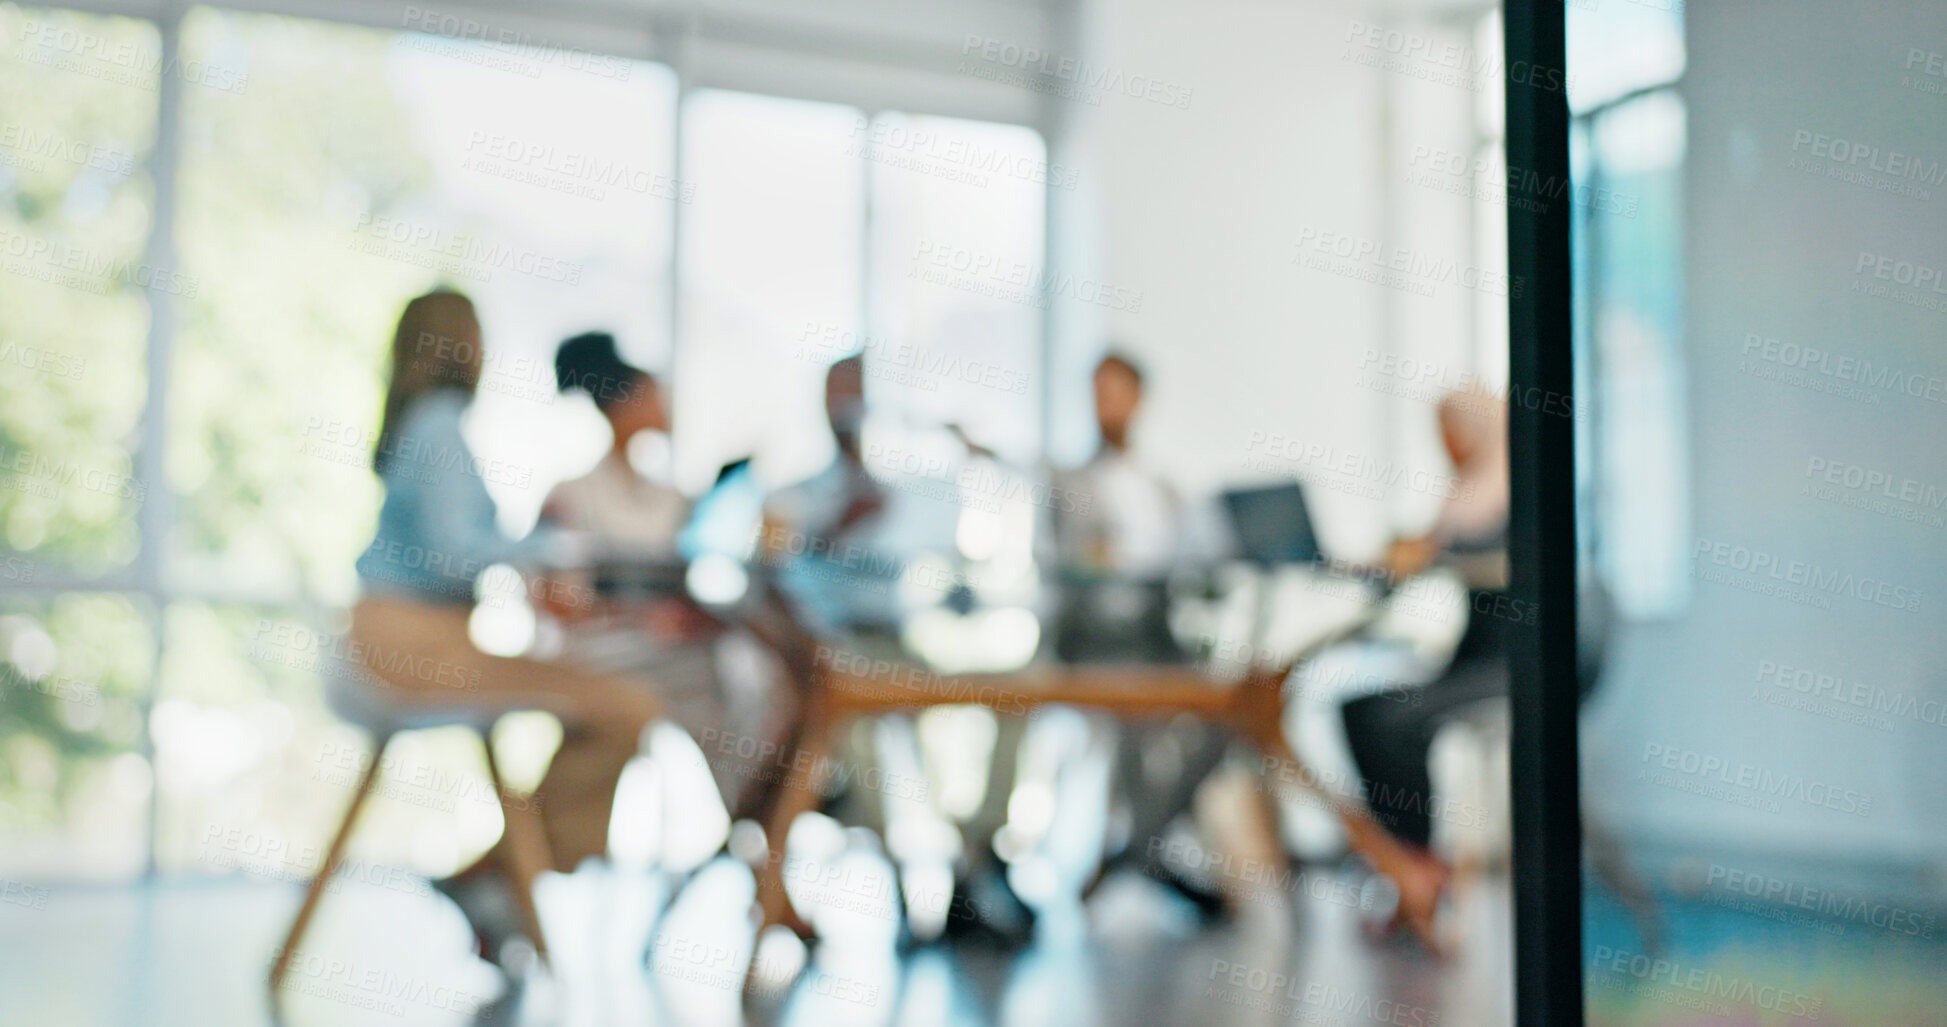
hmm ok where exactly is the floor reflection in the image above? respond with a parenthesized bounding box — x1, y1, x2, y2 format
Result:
(0, 858, 1513, 1027)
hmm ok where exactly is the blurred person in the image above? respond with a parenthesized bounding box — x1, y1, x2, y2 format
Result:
(758, 354, 897, 638)
(1044, 352, 1238, 918)
(536, 333, 759, 821)
(1338, 392, 1510, 933)
(540, 332, 689, 563)
(750, 354, 901, 847)
(1049, 353, 1182, 658)
(759, 356, 1028, 938)
(351, 292, 661, 964)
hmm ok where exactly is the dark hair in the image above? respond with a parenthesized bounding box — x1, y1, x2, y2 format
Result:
(554, 332, 650, 411)
(376, 290, 481, 473)
(1096, 351, 1144, 388)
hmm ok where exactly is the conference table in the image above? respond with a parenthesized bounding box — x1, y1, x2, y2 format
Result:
(731, 578, 1442, 972)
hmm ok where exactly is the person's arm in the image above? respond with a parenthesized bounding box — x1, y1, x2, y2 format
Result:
(400, 394, 555, 574)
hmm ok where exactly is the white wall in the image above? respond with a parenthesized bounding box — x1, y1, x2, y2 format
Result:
(1055, 0, 1499, 561)
(1584, 0, 1947, 870)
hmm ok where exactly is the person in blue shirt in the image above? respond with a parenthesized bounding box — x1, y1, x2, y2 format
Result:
(349, 290, 662, 964)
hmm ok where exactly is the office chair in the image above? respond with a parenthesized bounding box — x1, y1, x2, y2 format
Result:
(267, 664, 556, 1004)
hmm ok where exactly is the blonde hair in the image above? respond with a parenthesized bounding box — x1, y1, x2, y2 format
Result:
(374, 291, 482, 472)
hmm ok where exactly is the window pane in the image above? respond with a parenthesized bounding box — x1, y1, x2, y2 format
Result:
(1585, 91, 1690, 618)
(152, 601, 504, 880)
(0, 593, 153, 879)
(0, 6, 161, 576)
(863, 112, 1047, 466)
(172, 7, 677, 604)
(676, 89, 864, 491)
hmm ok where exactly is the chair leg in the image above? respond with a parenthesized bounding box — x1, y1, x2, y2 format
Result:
(483, 732, 555, 964)
(270, 734, 391, 999)
(753, 711, 831, 942)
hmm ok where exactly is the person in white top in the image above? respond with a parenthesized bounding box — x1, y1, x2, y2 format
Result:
(542, 332, 690, 560)
(1052, 353, 1183, 581)
(537, 334, 752, 818)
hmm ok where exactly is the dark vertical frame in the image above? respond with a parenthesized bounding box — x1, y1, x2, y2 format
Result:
(1502, 1, 1582, 1024)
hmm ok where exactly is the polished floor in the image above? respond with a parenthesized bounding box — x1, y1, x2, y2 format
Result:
(0, 858, 1513, 1026)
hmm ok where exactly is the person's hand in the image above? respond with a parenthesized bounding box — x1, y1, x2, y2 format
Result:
(1385, 535, 1440, 580)
(533, 573, 595, 622)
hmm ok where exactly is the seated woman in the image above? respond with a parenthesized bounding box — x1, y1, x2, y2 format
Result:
(1339, 393, 1509, 934)
(349, 291, 661, 963)
(536, 333, 761, 821)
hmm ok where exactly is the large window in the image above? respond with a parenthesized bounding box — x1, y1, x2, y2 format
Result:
(0, 4, 163, 879)
(1568, 3, 1689, 619)
(0, 3, 1053, 881)
(676, 90, 866, 492)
